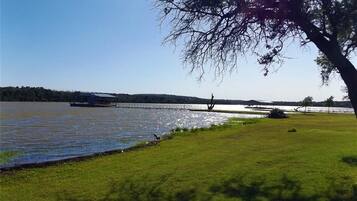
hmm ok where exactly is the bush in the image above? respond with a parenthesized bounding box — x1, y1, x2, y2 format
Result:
(268, 108, 288, 119)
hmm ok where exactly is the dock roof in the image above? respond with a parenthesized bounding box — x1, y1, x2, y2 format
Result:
(91, 93, 116, 98)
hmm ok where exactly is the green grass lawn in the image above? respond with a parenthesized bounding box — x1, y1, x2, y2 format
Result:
(1, 113, 357, 201)
(0, 151, 19, 165)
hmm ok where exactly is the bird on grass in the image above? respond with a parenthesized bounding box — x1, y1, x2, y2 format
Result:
(153, 134, 160, 141)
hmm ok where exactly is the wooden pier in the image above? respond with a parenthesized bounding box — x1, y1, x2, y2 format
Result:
(115, 103, 191, 110)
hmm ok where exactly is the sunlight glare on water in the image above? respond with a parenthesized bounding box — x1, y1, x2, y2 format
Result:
(0, 102, 263, 168)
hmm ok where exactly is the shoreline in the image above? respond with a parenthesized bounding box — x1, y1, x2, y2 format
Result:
(0, 112, 352, 172)
(188, 109, 268, 115)
(0, 112, 265, 172)
(0, 101, 354, 110)
(0, 140, 159, 172)
(0, 112, 347, 172)
(0, 117, 238, 172)
(1, 113, 356, 201)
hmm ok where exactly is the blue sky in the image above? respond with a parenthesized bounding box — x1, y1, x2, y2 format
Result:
(1, 0, 355, 101)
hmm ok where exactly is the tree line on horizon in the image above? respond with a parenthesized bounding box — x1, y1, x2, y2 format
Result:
(0, 86, 352, 108)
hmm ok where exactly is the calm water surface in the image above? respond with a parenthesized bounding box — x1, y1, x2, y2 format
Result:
(0, 102, 263, 168)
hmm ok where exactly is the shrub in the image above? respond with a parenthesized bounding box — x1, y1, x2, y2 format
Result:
(268, 108, 288, 119)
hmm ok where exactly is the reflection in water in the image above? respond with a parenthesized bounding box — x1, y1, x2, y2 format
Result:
(0, 102, 263, 167)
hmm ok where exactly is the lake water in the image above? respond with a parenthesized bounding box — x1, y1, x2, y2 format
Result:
(116, 103, 354, 113)
(0, 102, 353, 168)
(0, 102, 264, 168)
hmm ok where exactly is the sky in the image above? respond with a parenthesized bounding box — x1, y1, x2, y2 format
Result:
(1, 0, 355, 101)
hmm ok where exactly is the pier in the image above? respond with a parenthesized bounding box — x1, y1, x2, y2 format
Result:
(115, 103, 192, 110)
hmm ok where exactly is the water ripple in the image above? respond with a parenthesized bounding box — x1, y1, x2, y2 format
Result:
(0, 102, 263, 168)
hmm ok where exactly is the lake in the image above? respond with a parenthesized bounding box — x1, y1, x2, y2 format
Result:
(0, 102, 264, 168)
(0, 102, 353, 168)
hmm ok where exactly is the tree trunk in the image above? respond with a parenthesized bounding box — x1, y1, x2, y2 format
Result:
(331, 57, 357, 117)
(316, 47, 357, 117)
(298, 21, 357, 117)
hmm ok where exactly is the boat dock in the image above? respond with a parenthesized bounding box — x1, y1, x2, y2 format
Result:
(115, 103, 191, 110)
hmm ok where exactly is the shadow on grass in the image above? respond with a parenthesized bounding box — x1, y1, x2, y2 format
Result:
(209, 175, 318, 201)
(210, 175, 357, 201)
(342, 156, 357, 166)
(56, 174, 357, 201)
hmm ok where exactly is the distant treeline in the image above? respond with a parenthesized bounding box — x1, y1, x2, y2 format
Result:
(0, 86, 352, 107)
(0, 87, 80, 102)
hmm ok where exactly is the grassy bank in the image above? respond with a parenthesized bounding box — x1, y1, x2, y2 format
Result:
(0, 151, 19, 165)
(1, 114, 357, 201)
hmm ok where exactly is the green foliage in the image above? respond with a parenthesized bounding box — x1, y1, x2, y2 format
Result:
(315, 53, 337, 85)
(0, 86, 82, 102)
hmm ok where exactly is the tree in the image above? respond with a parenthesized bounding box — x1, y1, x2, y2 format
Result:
(157, 0, 357, 117)
(301, 96, 313, 113)
(325, 96, 334, 113)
